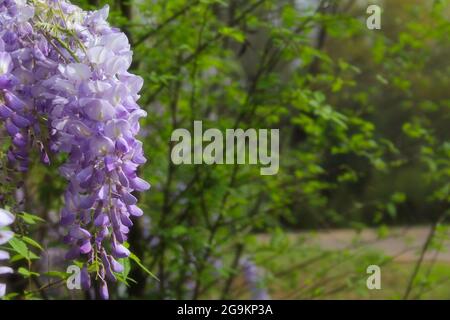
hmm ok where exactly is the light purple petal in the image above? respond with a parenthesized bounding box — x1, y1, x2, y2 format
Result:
(0, 209, 14, 227)
(81, 98, 115, 121)
(0, 250, 10, 260)
(63, 63, 92, 81)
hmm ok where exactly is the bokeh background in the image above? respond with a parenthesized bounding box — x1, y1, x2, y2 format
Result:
(2, 0, 450, 299)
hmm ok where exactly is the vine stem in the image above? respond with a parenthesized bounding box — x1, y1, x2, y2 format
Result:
(33, 6, 82, 63)
(403, 212, 446, 299)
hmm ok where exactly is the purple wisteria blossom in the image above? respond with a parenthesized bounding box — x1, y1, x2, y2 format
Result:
(240, 257, 271, 300)
(0, 0, 149, 299)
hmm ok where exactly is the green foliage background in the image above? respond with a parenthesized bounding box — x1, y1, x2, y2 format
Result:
(1, 0, 449, 299)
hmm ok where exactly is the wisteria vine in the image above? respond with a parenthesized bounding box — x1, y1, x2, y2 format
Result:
(0, 0, 148, 299)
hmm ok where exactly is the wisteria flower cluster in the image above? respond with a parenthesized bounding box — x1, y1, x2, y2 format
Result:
(0, 0, 148, 299)
(240, 257, 270, 300)
(0, 208, 14, 298)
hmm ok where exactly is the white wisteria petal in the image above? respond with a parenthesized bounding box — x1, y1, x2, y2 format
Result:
(81, 98, 115, 121)
(0, 230, 14, 245)
(0, 250, 9, 260)
(63, 63, 92, 81)
(0, 266, 13, 274)
(17, 4, 34, 22)
(0, 209, 14, 227)
(87, 46, 112, 64)
(100, 33, 130, 53)
(105, 55, 131, 76)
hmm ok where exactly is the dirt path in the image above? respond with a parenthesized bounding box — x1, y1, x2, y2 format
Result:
(288, 226, 450, 262)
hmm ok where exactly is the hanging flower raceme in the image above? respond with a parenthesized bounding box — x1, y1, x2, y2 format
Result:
(0, 208, 14, 298)
(0, 0, 149, 299)
(0, 0, 49, 172)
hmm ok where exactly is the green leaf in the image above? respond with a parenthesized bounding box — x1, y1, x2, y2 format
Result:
(129, 253, 159, 282)
(43, 271, 69, 280)
(219, 27, 245, 43)
(21, 236, 44, 251)
(18, 267, 40, 278)
(376, 74, 388, 85)
(391, 192, 406, 204)
(386, 203, 397, 218)
(9, 237, 38, 261)
(120, 257, 131, 280)
(171, 225, 188, 237)
(18, 212, 45, 225)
